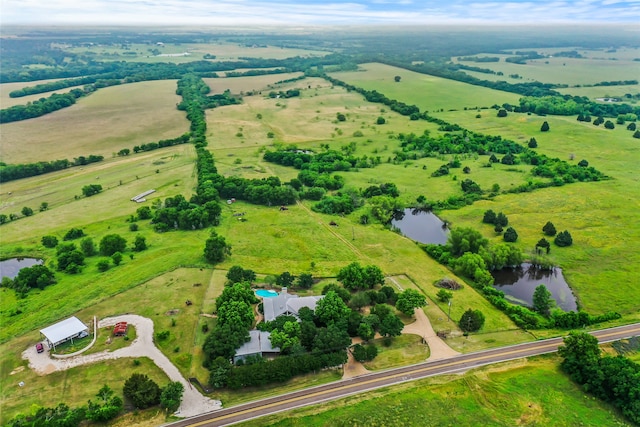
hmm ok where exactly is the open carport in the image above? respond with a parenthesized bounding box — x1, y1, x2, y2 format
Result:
(39, 316, 88, 350)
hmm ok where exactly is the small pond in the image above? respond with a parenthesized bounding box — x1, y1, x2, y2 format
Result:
(0, 257, 44, 280)
(390, 208, 449, 245)
(491, 263, 577, 312)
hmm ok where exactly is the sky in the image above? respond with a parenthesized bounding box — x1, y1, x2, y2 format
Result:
(1, 0, 640, 26)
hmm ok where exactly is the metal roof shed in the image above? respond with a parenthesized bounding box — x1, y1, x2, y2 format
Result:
(40, 316, 88, 349)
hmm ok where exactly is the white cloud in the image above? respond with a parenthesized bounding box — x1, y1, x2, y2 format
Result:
(1, 0, 639, 25)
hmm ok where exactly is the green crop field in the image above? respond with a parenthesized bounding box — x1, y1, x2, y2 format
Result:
(0, 80, 189, 164)
(242, 355, 630, 427)
(330, 62, 522, 111)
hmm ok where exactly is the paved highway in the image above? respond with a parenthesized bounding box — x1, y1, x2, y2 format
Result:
(166, 323, 640, 427)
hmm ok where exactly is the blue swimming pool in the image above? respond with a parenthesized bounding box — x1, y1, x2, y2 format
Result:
(255, 289, 279, 298)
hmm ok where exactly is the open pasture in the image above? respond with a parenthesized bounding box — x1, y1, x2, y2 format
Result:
(0, 80, 188, 164)
(330, 62, 521, 112)
(557, 84, 640, 102)
(0, 144, 197, 239)
(452, 49, 640, 86)
(433, 110, 640, 316)
(203, 72, 304, 95)
(242, 356, 628, 427)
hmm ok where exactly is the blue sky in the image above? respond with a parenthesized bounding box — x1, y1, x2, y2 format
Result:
(2, 0, 640, 25)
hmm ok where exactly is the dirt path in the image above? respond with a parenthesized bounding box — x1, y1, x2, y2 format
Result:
(22, 314, 221, 418)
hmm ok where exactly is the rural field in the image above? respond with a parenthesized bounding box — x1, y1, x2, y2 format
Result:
(1, 25, 639, 426)
(0, 80, 188, 164)
(241, 355, 631, 427)
(451, 47, 640, 86)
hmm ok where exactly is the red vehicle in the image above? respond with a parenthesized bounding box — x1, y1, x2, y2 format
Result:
(35, 343, 44, 353)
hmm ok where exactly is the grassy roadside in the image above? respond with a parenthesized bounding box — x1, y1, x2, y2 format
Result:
(240, 355, 630, 427)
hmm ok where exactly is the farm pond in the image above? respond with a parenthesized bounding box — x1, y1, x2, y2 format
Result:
(390, 208, 449, 245)
(0, 257, 44, 280)
(491, 263, 577, 312)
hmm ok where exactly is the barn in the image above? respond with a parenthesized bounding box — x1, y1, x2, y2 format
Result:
(39, 316, 89, 350)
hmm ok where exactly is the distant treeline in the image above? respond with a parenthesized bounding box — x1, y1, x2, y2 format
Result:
(0, 54, 350, 84)
(457, 56, 500, 63)
(0, 155, 103, 183)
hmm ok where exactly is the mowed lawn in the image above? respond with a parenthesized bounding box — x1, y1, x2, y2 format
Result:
(330, 62, 521, 111)
(0, 80, 189, 164)
(243, 356, 628, 427)
(434, 110, 640, 316)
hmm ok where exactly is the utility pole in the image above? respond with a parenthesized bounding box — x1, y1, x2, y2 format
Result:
(447, 300, 451, 322)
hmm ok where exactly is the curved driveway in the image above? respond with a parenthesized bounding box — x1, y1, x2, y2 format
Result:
(22, 314, 221, 417)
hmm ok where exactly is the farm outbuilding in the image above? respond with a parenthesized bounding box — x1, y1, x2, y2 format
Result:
(39, 316, 89, 350)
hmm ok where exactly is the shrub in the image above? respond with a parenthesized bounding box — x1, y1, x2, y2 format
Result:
(41, 235, 59, 248)
(555, 230, 573, 247)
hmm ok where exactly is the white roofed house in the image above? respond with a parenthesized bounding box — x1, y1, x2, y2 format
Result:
(262, 288, 323, 322)
(39, 316, 89, 350)
(233, 330, 280, 364)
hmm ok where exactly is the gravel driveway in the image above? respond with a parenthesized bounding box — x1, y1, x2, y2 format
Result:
(22, 314, 222, 417)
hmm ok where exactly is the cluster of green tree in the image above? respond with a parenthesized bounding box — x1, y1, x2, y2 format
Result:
(9, 76, 102, 97)
(129, 133, 190, 154)
(457, 56, 500, 62)
(273, 271, 314, 290)
(504, 51, 546, 64)
(422, 227, 619, 330)
(204, 231, 232, 264)
(226, 265, 257, 285)
(453, 63, 500, 75)
(459, 308, 485, 332)
(337, 262, 385, 290)
(82, 184, 102, 197)
(482, 210, 509, 231)
(263, 148, 376, 173)
(0, 264, 56, 297)
(151, 194, 222, 232)
(123, 373, 184, 412)
(558, 332, 640, 425)
(267, 88, 301, 98)
(552, 50, 584, 58)
(518, 95, 640, 118)
(589, 79, 638, 87)
(311, 191, 362, 215)
(224, 68, 288, 78)
(203, 281, 258, 364)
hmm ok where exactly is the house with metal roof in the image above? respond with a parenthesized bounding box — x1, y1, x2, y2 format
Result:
(262, 288, 324, 322)
(233, 330, 280, 363)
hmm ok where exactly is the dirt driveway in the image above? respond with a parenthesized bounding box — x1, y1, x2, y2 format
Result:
(22, 314, 221, 418)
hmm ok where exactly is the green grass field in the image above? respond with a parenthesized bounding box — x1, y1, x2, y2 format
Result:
(330, 62, 522, 111)
(0, 80, 189, 164)
(451, 48, 640, 86)
(433, 110, 640, 316)
(240, 355, 629, 427)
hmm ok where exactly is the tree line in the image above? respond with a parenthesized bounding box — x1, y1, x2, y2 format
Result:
(0, 155, 103, 183)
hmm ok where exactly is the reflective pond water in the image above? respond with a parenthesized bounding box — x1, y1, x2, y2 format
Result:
(491, 263, 577, 312)
(390, 208, 449, 245)
(0, 257, 44, 280)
